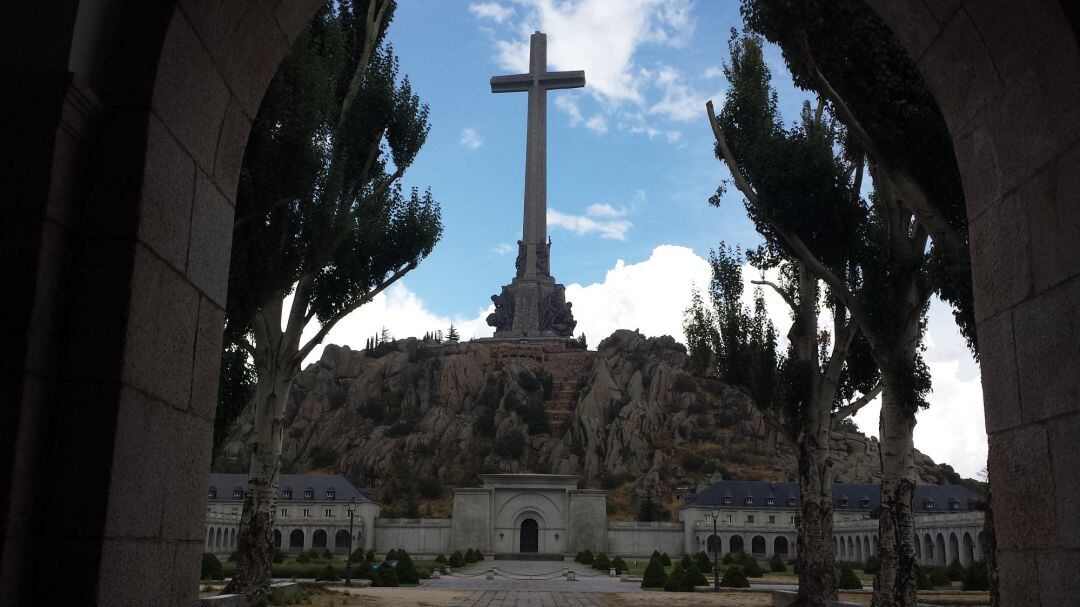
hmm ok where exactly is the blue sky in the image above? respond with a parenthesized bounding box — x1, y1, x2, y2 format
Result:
(302, 0, 988, 478)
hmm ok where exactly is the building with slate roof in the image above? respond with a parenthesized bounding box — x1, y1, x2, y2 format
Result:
(678, 480, 986, 567)
(204, 474, 380, 557)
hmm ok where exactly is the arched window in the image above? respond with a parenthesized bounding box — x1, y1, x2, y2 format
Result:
(751, 535, 766, 555)
(706, 534, 721, 554)
(304, 487, 314, 499)
(207, 528, 214, 548)
(949, 533, 960, 564)
(935, 533, 946, 566)
(282, 487, 292, 499)
(729, 535, 744, 553)
(232, 486, 243, 499)
(963, 532, 975, 563)
(914, 534, 922, 561)
(335, 529, 351, 551)
(774, 536, 789, 556)
(312, 529, 327, 548)
(289, 529, 305, 549)
(272, 529, 282, 548)
(326, 487, 336, 499)
(207, 487, 217, 498)
(215, 527, 222, 549)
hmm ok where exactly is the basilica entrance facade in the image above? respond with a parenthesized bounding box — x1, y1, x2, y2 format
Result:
(520, 518, 539, 553)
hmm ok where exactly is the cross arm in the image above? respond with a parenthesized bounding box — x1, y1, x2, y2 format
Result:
(491, 74, 532, 93)
(541, 70, 585, 90)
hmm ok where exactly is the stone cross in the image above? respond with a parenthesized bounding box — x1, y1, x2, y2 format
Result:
(491, 31, 585, 279)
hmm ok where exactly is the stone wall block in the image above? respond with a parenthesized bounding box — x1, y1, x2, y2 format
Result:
(160, 409, 214, 542)
(1012, 277, 1080, 424)
(976, 310, 1021, 433)
(986, 35, 1080, 195)
(95, 538, 183, 606)
(968, 189, 1032, 323)
(964, 0, 1072, 88)
(995, 549, 1041, 606)
(212, 98, 251, 203)
(121, 247, 199, 412)
(915, 10, 1001, 135)
(103, 387, 169, 540)
(188, 170, 234, 306)
(864, 1, 940, 62)
(276, 1, 325, 44)
(1047, 412, 1080, 549)
(987, 424, 1057, 551)
(152, 9, 231, 172)
(137, 115, 195, 272)
(924, 0, 962, 23)
(952, 116, 1001, 223)
(1035, 548, 1079, 605)
(190, 296, 225, 422)
(1029, 142, 1080, 294)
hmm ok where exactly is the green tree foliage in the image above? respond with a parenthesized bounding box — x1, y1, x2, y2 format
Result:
(445, 325, 460, 343)
(448, 551, 465, 568)
(474, 549, 484, 562)
(721, 565, 750, 588)
(863, 554, 879, 574)
(946, 557, 964, 581)
(611, 556, 627, 574)
(579, 549, 594, 565)
(695, 551, 712, 573)
(201, 553, 224, 580)
(641, 558, 668, 588)
(962, 561, 989, 591)
(680, 563, 708, 591)
(838, 561, 862, 589)
(663, 562, 686, 592)
(464, 548, 476, 563)
(395, 551, 419, 584)
(316, 564, 340, 581)
(593, 553, 611, 571)
(660, 552, 672, 566)
(376, 561, 399, 586)
(637, 495, 659, 522)
(434, 554, 446, 564)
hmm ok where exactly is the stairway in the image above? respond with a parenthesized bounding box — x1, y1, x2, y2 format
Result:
(543, 350, 594, 432)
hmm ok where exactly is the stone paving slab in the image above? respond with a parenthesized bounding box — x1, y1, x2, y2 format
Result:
(451, 590, 619, 607)
(425, 559, 637, 594)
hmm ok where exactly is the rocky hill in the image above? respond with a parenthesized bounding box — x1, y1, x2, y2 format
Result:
(221, 330, 964, 518)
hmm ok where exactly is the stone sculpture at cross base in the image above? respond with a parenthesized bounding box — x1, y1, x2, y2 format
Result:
(484, 31, 581, 339)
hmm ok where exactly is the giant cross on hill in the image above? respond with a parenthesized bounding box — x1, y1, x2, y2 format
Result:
(485, 32, 582, 339)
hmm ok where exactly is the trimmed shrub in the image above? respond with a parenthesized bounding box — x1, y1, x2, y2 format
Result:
(916, 565, 933, 590)
(351, 547, 367, 563)
(296, 551, 312, 564)
(355, 561, 375, 582)
(863, 554, 879, 574)
(316, 564, 339, 581)
(721, 565, 750, 588)
(365, 550, 375, 562)
(201, 553, 224, 580)
(946, 558, 964, 581)
(272, 548, 285, 564)
(838, 562, 862, 590)
(579, 549, 594, 565)
(611, 556, 628, 574)
(375, 562, 399, 587)
(226, 551, 237, 563)
(928, 566, 951, 588)
(321, 549, 333, 560)
(663, 562, 685, 592)
(396, 552, 419, 584)
(641, 558, 668, 588)
(695, 551, 712, 573)
(660, 552, 671, 566)
(721, 553, 733, 565)
(680, 563, 708, 591)
(742, 556, 763, 578)
(962, 561, 989, 591)
(434, 554, 446, 564)
(474, 549, 484, 561)
(593, 553, 611, 571)
(650, 550, 662, 564)
(464, 548, 477, 563)
(680, 554, 694, 570)
(448, 551, 465, 568)
(769, 553, 786, 573)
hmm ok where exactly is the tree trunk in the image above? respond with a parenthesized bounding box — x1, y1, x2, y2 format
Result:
(871, 381, 918, 607)
(224, 298, 299, 600)
(794, 398, 838, 606)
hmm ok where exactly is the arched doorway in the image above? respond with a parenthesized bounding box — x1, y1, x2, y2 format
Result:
(312, 529, 327, 549)
(335, 530, 351, 552)
(273, 529, 283, 548)
(290, 529, 305, 550)
(963, 532, 975, 564)
(935, 534, 947, 567)
(706, 534, 721, 554)
(519, 518, 539, 553)
(949, 533, 960, 564)
(752, 535, 766, 556)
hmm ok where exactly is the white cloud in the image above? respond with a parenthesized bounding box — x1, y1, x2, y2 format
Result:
(703, 65, 724, 79)
(460, 127, 484, 149)
(584, 202, 625, 218)
(492, 242, 516, 256)
(548, 207, 632, 240)
(469, 2, 515, 23)
(487, 0, 696, 105)
(648, 64, 718, 123)
(555, 95, 584, 126)
(585, 114, 608, 134)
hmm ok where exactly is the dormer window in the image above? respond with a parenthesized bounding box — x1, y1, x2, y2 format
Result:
(723, 496, 732, 505)
(949, 499, 961, 511)
(860, 498, 870, 508)
(304, 487, 314, 499)
(208, 487, 217, 498)
(326, 487, 336, 500)
(786, 498, 796, 506)
(765, 497, 775, 506)
(839, 498, 848, 507)
(282, 487, 293, 499)
(924, 499, 934, 509)
(232, 487, 243, 499)
(744, 496, 753, 505)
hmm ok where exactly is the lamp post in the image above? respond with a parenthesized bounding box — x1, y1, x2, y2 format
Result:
(711, 505, 721, 591)
(345, 498, 357, 587)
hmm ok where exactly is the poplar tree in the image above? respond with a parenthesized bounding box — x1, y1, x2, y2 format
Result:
(221, 1, 442, 599)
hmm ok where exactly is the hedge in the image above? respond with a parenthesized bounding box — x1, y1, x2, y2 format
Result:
(769, 553, 786, 572)
(721, 565, 750, 588)
(201, 553, 224, 581)
(641, 558, 667, 588)
(838, 562, 862, 590)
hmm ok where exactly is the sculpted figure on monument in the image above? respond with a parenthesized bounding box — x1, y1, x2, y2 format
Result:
(536, 238, 550, 276)
(540, 290, 576, 336)
(486, 291, 514, 331)
(514, 240, 525, 277)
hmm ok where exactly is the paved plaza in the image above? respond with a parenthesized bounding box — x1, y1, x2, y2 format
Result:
(449, 590, 619, 607)
(425, 559, 640, 594)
